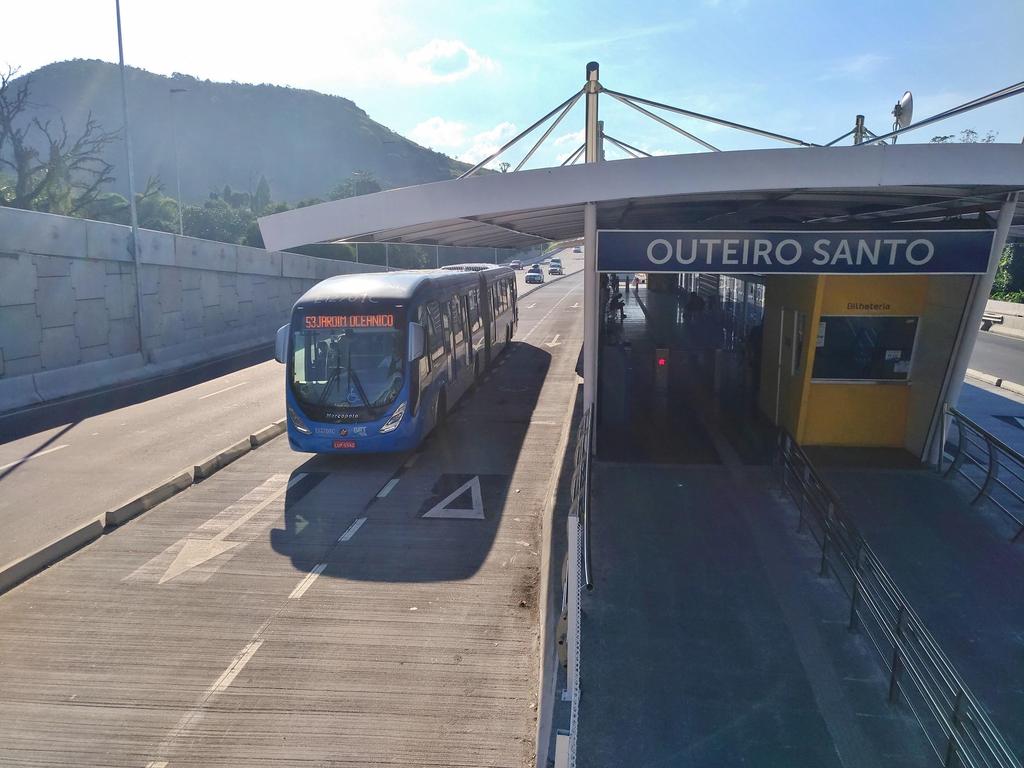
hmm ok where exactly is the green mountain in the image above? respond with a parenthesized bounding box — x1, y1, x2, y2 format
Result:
(12, 59, 469, 203)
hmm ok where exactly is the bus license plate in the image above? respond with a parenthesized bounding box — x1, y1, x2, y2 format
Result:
(333, 439, 356, 449)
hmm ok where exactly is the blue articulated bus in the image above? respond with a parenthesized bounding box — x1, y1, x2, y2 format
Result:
(275, 266, 518, 454)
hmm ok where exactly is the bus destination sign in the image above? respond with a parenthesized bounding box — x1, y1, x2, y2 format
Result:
(304, 313, 395, 330)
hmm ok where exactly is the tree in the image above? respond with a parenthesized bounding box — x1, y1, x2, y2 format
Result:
(328, 170, 381, 200)
(0, 66, 120, 214)
(252, 174, 271, 215)
(930, 128, 997, 144)
(498, 161, 511, 173)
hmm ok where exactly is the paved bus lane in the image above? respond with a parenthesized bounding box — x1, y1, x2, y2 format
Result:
(0, 271, 583, 768)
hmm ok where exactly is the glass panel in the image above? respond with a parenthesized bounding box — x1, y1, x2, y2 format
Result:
(291, 326, 405, 410)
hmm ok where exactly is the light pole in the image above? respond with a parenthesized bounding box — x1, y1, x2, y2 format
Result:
(170, 87, 188, 235)
(115, 0, 146, 361)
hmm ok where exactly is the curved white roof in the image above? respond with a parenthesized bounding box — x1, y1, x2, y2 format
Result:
(259, 144, 1024, 251)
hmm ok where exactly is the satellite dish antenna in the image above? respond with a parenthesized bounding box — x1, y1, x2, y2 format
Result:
(890, 90, 913, 144)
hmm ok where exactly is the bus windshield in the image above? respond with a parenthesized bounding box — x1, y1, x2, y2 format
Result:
(291, 326, 405, 413)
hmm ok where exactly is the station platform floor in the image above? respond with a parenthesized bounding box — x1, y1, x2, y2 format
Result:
(577, 280, 1022, 765)
(822, 465, 1024, 758)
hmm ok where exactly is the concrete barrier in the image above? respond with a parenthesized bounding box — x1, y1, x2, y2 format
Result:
(194, 437, 253, 480)
(105, 470, 194, 526)
(250, 419, 286, 448)
(0, 516, 106, 595)
(966, 368, 1002, 387)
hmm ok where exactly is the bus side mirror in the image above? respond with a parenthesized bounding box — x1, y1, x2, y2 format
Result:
(409, 322, 426, 362)
(275, 325, 289, 364)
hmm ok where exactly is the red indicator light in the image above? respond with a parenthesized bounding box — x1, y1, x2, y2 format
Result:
(657, 358, 667, 367)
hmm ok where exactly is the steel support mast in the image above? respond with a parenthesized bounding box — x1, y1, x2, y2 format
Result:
(583, 62, 601, 428)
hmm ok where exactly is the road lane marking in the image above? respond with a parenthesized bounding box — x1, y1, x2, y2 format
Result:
(522, 287, 581, 342)
(527, 303, 537, 309)
(198, 380, 248, 400)
(0, 444, 70, 472)
(544, 334, 562, 348)
(339, 517, 367, 542)
(423, 476, 485, 519)
(289, 563, 328, 599)
(210, 639, 263, 694)
(377, 478, 400, 498)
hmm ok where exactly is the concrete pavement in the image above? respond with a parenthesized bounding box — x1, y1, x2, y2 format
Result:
(0, 272, 583, 767)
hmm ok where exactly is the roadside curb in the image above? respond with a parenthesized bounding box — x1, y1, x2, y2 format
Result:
(106, 470, 194, 526)
(0, 419, 288, 596)
(0, 517, 106, 596)
(966, 367, 1024, 396)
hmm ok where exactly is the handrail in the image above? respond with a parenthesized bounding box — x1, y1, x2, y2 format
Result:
(942, 404, 1024, 541)
(569, 405, 594, 589)
(776, 430, 1021, 768)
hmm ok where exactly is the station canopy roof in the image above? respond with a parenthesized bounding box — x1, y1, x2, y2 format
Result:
(258, 143, 1024, 253)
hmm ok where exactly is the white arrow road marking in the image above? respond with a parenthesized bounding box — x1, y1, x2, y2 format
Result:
(126, 474, 300, 585)
(570, 302, 580, 308)
(423, 476, 485, 519)
(527, 303, 537, 309)
(544, 334, 562, 348)
(295, 514, 309, 534)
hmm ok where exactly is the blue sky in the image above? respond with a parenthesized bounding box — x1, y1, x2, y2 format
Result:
(5, 0, 1023, 169)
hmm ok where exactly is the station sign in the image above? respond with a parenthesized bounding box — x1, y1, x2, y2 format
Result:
(596, 230, 995, 274)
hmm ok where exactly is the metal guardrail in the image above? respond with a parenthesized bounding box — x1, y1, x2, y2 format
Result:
(941, 405, 1024, 542)
(776, 430, 1021, 768)
(569, 405, 594, 589)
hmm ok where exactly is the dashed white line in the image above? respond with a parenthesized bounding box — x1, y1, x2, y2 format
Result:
(339, 517, 367, 542)
(289, 562, 328, 599)
(198, 381, 248, 400)
(209, 639, 263, 694)
(0, 444, 70, 472)
(522, 288, 581, 342)
(377, 478, 400, 497)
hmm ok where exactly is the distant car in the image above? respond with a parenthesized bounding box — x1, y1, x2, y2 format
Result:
(509, 260, 523, 270)
(525, 265, 545, 284)
(573, 246, 582, 253)
(548, 263, 563, 275)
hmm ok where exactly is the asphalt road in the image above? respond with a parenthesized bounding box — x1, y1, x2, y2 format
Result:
(967, 330, 1024, 384)
(0, 270, 584, 767)
(0, 252, 581, 570)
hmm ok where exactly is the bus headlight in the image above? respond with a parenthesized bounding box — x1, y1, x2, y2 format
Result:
(379, 402, 407, 433)
(288, 405, 312, 435)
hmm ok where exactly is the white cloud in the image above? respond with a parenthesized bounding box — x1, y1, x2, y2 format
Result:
(554, 129, 584, 147)
(409, 116, 468, 149)
(401, 39, 497, 85)
(458, 122, 517, 165)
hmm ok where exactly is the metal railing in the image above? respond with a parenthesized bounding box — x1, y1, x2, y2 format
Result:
(569, 405, 594, 590)
(776, 430, 1021, 768)
(941, 405, 1024, 542)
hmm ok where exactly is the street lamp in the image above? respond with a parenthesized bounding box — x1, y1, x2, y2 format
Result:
(169, 87, 188, 235)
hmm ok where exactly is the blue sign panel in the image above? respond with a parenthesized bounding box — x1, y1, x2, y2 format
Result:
(597, 230, 994, 274)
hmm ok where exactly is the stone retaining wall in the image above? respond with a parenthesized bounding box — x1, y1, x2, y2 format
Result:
(0, 207, 382, 411)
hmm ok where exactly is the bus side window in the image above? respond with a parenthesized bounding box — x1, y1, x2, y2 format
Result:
(468, 290, 480, 332)
(449, 297, 464, 348)
(418, 306, 433, 372)
(427, 300, 445, 366)
(441, 302, 453, 355)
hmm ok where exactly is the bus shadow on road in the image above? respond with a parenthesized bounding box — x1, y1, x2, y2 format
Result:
(269, 342, 552, 583)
